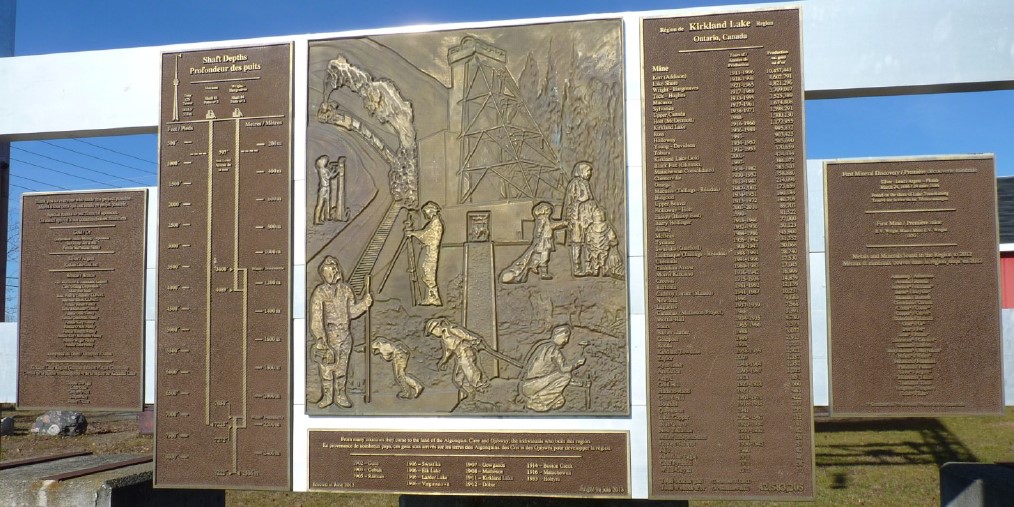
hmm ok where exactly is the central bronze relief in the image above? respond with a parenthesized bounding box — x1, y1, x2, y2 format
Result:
(305, 20, 628, 416)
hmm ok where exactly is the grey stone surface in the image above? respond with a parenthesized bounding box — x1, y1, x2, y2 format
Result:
(0, 454, 224, 507)
(0, 415, 13, 435)
(941, 463, 1014, 507)
(30, 411, 88, 436)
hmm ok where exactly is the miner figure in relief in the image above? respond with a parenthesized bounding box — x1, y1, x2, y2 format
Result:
(517, 324, 586, 411)
(426, 318, 489, 398)
(314, 154, 346, 224)
(369, 336, 424, 399)
(310, 255, 373, 408)
(405, 201, 444, 305)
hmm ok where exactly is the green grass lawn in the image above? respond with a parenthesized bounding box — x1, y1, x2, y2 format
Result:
(3, 406, 1012, 506)
(698, 408, 1014, 507)
(225, 410, 1014, 506)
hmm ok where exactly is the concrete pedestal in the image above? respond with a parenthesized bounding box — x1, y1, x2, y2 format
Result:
(940, 462, 1014, 507)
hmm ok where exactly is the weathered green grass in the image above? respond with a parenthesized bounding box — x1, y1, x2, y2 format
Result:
(697, 408, 1014, 507)
(223, 410, 1014, 506)
(3, 406, 1011, 506)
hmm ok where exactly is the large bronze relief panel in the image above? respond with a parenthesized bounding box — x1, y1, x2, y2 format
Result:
(305, 19, 628, 416)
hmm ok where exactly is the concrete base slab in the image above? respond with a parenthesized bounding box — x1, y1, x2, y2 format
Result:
(1, 454, 223, 507)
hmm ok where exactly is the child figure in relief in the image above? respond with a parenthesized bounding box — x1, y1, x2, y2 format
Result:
(585, 204, 624, 279)
(500, 201, 567, 284)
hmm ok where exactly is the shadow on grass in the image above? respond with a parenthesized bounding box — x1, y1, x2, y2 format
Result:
(829, 471, 849, 489)
(815, 417, 978, 469)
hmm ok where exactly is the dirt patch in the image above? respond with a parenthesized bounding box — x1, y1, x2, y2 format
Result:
(0, 408, 152, 462)
(0, 406, 396, 507)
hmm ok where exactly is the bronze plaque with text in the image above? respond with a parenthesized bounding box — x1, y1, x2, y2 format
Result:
(18, 190, 147, 412)
(642, 8, 814, 500)
(308, 430, 629, 497)
(155, 44, 292, 490)
(826, 155, 1003, 416)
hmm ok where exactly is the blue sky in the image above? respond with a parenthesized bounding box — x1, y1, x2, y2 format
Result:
(5, 0, 1012, 315)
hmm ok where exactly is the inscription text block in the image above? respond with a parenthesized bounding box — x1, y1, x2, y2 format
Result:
(642, 8, 814, 500)
(18, 190, 147, 411)
(826, 155, 1003, 416)
(309, 430, 629, 498)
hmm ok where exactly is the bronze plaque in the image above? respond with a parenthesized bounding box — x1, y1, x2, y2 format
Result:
(155, 44, 292, 490)
(18, 190, 147, 412)
(826, 155, 1003, 416)
(642, 9, 814, 500)
(308, 430, 629, 497)
(305, 20, 628, 416)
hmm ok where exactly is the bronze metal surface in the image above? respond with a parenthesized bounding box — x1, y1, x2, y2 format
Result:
(642, 8, 814, 500)
(308, 430, 629, 497)
(155, 44, 292, 490)
(305, 20, 628, 416)
(825, 155, 1003, 416)
(18, 190, 147, 412)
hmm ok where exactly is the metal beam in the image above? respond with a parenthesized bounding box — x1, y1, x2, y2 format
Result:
(1, 1, 1013, 140)
(802, 0, 1014, 99)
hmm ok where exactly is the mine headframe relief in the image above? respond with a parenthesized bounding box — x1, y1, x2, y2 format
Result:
(449, 36, 566, 205)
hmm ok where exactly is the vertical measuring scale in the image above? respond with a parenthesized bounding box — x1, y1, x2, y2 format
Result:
(156, 44, 292, 490)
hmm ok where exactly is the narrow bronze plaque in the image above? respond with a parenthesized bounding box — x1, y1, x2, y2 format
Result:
(308, 430, 629, 497)
(18, 190, 147, 412)
(642, 9, 814, 500)
(826, 155, 1003, 416)
(155, 44, 292, 490)
(305, 20, 628, 416)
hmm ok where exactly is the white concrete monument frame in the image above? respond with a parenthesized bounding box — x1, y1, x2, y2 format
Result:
(1, 0, 1012, 497)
